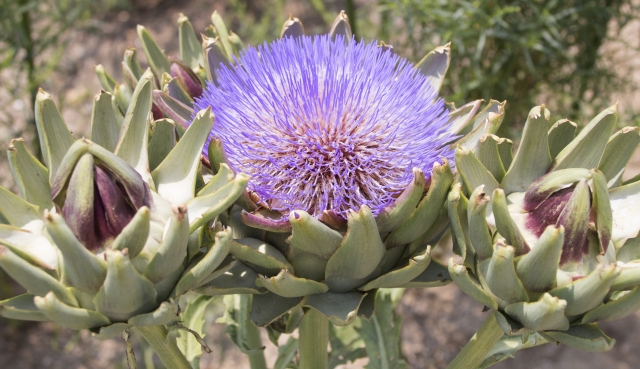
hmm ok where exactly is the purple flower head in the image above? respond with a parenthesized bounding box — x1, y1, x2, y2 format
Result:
(193, 35, 455, 217)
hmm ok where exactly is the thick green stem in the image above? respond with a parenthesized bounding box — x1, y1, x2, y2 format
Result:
(134, 325, 192, 369)
(298, 308, 329, 369)
(240, 295, 268, 369)
(446, 312, 504, 369)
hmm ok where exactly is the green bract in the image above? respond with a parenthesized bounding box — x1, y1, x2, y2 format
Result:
(0, 72, 248, 340)
(449, 104, 640, 354)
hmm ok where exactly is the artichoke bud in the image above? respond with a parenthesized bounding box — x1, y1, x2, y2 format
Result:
(169, 58, 204, 99)
(450, 104, 640, 350)
(52, 141, 151, 251)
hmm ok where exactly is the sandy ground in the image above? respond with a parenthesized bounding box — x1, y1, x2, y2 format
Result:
(2, 0, 640, 368)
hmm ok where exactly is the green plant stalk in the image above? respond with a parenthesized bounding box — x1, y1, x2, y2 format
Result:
(446, 312, 504, 369)
(241, 295, 268, 369)
(134, 325, 192, 369)
(299, 308, 329, 369)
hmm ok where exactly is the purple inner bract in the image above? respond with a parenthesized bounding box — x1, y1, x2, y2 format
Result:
(193, 35, 455, 217)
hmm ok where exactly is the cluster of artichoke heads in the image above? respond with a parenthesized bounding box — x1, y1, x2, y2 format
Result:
(1, 9, 640, 365)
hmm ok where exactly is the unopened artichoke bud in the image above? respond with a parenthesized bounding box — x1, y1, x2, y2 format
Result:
(0, 77, 250, 340)
(170, 58, 204, 100)
(449, 104, 640, 352)
(51, 143, 150, 251)
(188, 29, 468, 328)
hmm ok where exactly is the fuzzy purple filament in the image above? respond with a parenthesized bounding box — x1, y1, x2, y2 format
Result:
(193, 35, 455, 217)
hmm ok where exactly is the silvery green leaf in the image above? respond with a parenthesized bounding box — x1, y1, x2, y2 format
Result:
(303, 292, 366, 326)
(110, 206, 150, 258)
(45, 212, 107, 295)
(329, 11, 352, 41)
(467, 186, 493, 260)
(128, 300, 178, 326)
(0, 294, 48, 321)
(456, 146, 501, 196)
(174, 229, 232, 295)
(95, 64, 117, 93)
(281, 16, 305, 39)
(0, 224, 58, 271)
(385, 161, 453, 248)
(91, 323, 129, 340)
(256, 269, 329, 297)
(211, 11, 233, 58)
(324, 206, 385, 293)
(598, 126, 640, 187)
(34, 89, 75, 181)
(360, 247, 431, 291)
(250, 292, 302, 327)
(288, 209, 342, 260)
(415, 43, 451, 93)
(114, 69, 154, 186)
(152, 108, 214, 205)
(0, 245, 76, 306)
(475, 134, 508, 182)
(492, 189, 529, 255)
(501, 105, 552, 193)
(229, 237, 292, 276)
(90, 91, 120, 152)
(8, 138, 53, 211)
(95, 249, 158, 322)
(178, 13, 204, 70)
(540, 324, 615, 352)
(551, 104, 618, 171)
(148, 119, 176, 172)
(448, 184, 472, 261)
(187, 174, 249, 232)
(610, 179, 640, 246)
(548, 264, 619, 316)
(547, 119, 577, 159)
(402, 259, 451, 288)
(449, 259, 498, 310)
(144, 206, 189, 283)
(504, 293, 569, 331)
(479, 332, 547, 369)
(35, 291, 111, 330)
(448, 99, 483, 135)
(0, 186, 42, 232)
(137, 25, 171, 79)
(196, 260, 266, 296)
(485, 244, 529, 305)
(515, 225, 563, 294)
(376, 168, 426, 235)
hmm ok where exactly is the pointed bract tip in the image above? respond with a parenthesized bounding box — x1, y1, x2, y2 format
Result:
(178, 13, 188, 23)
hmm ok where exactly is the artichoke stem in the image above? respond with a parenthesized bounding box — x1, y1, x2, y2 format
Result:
(134, 325, 192, 369)
(299, 308, 329, 369)
(445, 311, 504, 369)
(241, 295, 268, 369)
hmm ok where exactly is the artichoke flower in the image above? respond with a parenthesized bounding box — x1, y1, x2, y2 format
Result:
(448, 104, 640, 352)
(92, 7, 509, 328)
(0, 69, 248, 343)
(186, 27, 471, 328)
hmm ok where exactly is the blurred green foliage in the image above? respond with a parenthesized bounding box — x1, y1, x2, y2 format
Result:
(367, 0, 640, 137)
(0, 0, 127, 157)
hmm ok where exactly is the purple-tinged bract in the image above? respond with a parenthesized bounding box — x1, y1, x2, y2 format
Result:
(193, 35, 455, 217)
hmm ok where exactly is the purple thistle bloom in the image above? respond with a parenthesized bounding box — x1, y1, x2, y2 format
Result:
(193, 35, 455, 217)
